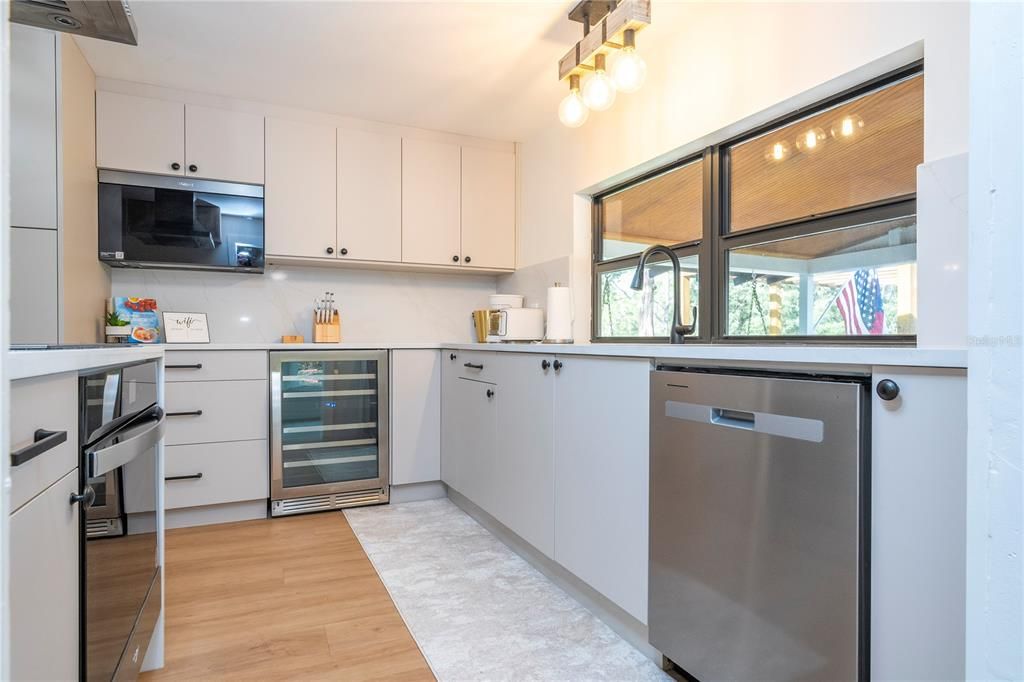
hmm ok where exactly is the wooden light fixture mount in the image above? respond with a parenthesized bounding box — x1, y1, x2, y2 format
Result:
(559, 0, 650, 81)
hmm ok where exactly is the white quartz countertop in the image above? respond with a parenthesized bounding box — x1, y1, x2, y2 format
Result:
(157, 340, 966, 369)
(442, 342, 968, 369)
(7, 346, 165, 381)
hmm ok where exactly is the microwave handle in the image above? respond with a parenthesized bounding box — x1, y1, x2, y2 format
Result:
(87, 407, 165, 478)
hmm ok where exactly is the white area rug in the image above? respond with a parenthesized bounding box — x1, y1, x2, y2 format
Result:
(344, 498, 669, 682)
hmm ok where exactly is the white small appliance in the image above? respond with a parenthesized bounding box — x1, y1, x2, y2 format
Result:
(486, 308, 544, 342)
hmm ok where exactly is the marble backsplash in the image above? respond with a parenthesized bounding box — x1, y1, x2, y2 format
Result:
(110, 264, 497, 343)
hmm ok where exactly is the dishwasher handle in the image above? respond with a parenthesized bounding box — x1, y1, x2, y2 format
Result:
(710, 408, 755, 430)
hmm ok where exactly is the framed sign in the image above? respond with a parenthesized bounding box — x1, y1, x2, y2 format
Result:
(161, 312, 211, 344)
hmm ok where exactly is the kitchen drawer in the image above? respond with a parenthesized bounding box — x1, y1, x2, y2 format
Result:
(9, 373, 78, 512)
(165, 350, 268, 382)
(164, 440, 269, 510)
(165, 380, 268, 445)
(443, 349, 496, 382)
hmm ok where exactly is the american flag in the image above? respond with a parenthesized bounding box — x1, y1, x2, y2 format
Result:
(835, 268, 884, 335)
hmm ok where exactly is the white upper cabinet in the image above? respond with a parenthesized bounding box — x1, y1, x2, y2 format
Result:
(402, 138, 462, 267)
(10, 24, 58, 230)
(337, 128, 402, 262)
(184, 104, 264, 184)
(265, 117, 336, 259)
(96, 91, 186, 176)
(461, 146, 516, 270)
(97, 93, 264, 183)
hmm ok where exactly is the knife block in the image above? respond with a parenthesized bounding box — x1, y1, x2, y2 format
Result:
(313, 312, 341, 343)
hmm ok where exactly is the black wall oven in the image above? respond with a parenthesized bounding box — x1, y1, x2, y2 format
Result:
(78, 359, 165, 681)
(99, 170, 265, 273)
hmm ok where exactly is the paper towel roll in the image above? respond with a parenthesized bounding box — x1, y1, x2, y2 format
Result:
(545, 285, 574, 343)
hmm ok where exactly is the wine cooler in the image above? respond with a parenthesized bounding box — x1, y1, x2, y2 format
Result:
(270, 350, 389, 516)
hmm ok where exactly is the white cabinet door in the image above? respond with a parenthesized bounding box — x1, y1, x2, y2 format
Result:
(402, 138, 461, 266)
(10, 24, 57, 230)
(392, 350, 441, 485)
(10, 227, 59, 345)
(442, 375, 497, 510)
(491, 353, 554, 556)
(870, 367, 967, 681)
(553, 355, 651, 623)
(10, 468, 79, 682)
(337, 128, 402, 262)
(461, 146, 515, 270)
(185, 104, 264, 184)
(264, 117, 336, 258)
(96, 91, 185, 176)
(440, 350, 463, 489)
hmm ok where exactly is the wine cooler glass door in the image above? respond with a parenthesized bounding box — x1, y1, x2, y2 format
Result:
(271, 351, 389, 499)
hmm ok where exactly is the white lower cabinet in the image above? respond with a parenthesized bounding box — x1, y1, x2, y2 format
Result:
(10, 468, 79, 681)
(391, 350, 441, 485)
(552, 355, 650, 624)
(444, 376, 499, 512)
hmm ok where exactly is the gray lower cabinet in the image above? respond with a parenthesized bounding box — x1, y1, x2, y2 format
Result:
(10, 468, 79, 681)
(552, 355, 651, 624)
(443, 375, 498, 510)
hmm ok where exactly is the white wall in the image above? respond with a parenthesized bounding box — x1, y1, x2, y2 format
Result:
(514, 1, 969, 345)
(966, 3, 1023, 679)
(110, 266, 494, 343)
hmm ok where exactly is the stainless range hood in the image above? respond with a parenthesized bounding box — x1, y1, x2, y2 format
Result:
(10, 0, 138, 46)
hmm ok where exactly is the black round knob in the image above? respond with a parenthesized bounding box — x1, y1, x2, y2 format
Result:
(171, 162, 181, 171)
(464, 256, 472, 264)
(452, 255, 460, 263)
(340, 248, 348, 256)
(188, 164, 198, 173)
(876, 379, 900, 401)
(449, 353, 457, 361)
(70, 486, 95, 508)
(541, 359, 551, 370)
(553, 359, 563, 371)
(486, 389, 495, 398)
(326, 247, 334, 255)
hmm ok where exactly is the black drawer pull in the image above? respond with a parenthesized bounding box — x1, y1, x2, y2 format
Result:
(464, 362, 484, 370)
(166, 363, 203, 370)
(11, 429, 67, 467)
(167, 410, 203, 417)
(165, 473, 203, 482)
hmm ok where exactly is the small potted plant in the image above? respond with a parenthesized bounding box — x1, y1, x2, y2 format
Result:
(105, 311, 131, 341)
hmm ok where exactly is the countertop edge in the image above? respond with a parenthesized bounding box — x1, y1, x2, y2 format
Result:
(7, 347, 166, 381)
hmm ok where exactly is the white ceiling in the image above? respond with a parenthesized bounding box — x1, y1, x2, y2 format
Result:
(74, 0, 583, 142)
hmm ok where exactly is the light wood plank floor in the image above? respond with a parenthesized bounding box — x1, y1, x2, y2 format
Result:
(141, 512, 435, 681)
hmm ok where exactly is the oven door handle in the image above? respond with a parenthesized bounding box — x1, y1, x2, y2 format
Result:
(86, 406, 165, 478)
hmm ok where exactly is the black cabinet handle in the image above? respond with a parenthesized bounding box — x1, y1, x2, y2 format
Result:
(553, 359, 563, 371)
(452, 255, 460, 263)
(326, 247, 335, 255)
(464, 256, 472, 264)
(167, 410, 203, 417)
(70, 486, 95, 507)
(486, 389, 495, 398)
(876, 379, 900, 401)
(340, 248, 348, 256)
(541, 359, 551, 370)
(188, 164, 198, 173)
(11, 429, 67, 467)
(166, 473, 203, 482)
(464, 362, 484, 370)
(167, 363, 202, 370)
(171, 162, 181, 171)
(449, 353, 457, 361)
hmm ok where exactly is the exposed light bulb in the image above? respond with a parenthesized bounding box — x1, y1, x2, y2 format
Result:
(558, 74, 589, 128)
(611, 29, 646, 93)
(830, 114, 865, 140)
(795, 127, 827, 153)
(582, 53, 616, 111)
(764, 140, 791, 162)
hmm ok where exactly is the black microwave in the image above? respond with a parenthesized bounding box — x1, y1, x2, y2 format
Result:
(99, 170, 265, 273)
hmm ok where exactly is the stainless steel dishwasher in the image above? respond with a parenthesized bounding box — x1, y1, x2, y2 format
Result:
(649, 367, 869, 682)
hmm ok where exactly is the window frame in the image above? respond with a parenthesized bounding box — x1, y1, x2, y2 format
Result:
(590, 61, 923, 345)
